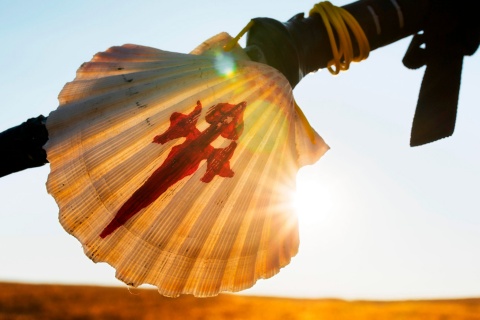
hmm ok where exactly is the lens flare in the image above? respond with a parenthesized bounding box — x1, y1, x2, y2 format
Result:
(214, 51, 236, 77)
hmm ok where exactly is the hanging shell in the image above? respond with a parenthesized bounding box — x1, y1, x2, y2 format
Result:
(45, 33, 328, 297)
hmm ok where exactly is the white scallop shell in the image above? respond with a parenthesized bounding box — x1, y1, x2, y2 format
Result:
(45, 33, 328, 297)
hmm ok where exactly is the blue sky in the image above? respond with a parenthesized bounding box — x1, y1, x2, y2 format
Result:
(0, 0, 479, 299)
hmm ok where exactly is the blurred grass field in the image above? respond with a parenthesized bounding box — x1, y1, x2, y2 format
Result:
(0, 282, 479, 320)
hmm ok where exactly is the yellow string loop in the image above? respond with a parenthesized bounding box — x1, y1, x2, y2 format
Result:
(223, 20, 255, 52)
(309, 1, 370, 75)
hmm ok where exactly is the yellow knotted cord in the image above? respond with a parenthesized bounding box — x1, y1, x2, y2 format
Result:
(310, 1, 370, 75)
(223, 20, 255, 52)
(224, 2, 369, 74)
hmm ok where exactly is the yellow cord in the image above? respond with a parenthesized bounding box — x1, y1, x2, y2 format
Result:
(223, 20, 255, 52)
(224, 2, 369, 74)
(310, 1, 370, 75)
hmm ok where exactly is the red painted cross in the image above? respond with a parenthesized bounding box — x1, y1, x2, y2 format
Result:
(100, 100, 247, 238)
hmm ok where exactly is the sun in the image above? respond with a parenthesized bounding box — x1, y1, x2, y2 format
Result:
(293, 167, 332, 226)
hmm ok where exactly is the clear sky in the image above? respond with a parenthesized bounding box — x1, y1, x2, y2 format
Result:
(0, 0, 479, 300)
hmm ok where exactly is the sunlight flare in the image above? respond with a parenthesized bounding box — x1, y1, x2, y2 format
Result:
(293, 169, 332, 225)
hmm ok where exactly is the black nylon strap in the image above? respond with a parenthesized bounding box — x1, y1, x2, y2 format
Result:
(404, 0, 480, 146)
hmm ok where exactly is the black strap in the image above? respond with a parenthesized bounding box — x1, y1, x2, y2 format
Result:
(403, 0, 480, 146)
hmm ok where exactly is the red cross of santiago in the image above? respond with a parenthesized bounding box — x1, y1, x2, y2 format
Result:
(100, 100, 247, 238)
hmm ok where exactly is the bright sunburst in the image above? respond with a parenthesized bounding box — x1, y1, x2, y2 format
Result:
(293, 168, 332, 225)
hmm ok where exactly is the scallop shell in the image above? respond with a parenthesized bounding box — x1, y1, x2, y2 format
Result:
(45, 33, 328, 297)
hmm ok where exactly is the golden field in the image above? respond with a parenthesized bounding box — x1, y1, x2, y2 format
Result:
(0, 282, 479, 320)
